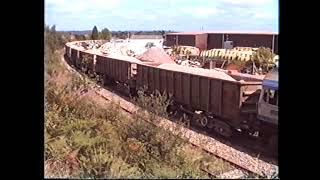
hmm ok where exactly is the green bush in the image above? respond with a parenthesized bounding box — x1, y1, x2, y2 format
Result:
(46, 137, 71, 161)
(135, 87, 172, 119)
(150, 164, 180, 178)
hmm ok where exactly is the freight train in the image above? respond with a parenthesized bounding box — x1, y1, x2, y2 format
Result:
(64, 41, 278, 154)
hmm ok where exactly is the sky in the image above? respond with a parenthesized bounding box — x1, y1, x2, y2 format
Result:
(45, 0, 278, 32)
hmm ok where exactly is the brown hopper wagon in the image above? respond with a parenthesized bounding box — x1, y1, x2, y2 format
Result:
(95, 55, 138, 95)
(64, 41, 278, 154)
(70, 48, 78, 67)
(78, 51, 95, 72)
(136, 63, 262, 137)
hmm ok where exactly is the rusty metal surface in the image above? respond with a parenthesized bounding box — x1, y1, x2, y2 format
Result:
(228, 34, 273, 49)
(222, 82, 241, 121)
(207, 34, 223, 49)
(136, 64, 262, 122)
(65, 45, 70, 57)
(95, 55, 131, 83)
(164, 35, 176, 46)
(95, 55, 105, 74)
(178, 35, 196, 46)
(67, 42, 262, 124)
(70, 49, 78, 66)
(195, 33, 208, 50)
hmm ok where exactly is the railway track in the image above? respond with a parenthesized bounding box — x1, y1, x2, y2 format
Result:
(60, 53, 278, 178)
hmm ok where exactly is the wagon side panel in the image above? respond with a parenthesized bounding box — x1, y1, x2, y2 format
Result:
(221, 82, 241, 121)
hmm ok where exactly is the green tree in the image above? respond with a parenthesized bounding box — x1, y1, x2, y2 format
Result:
(75, 34, 86, 41)
(50, 25, 56, 33)
(252, 47, 276, 72)
(91, 26, 99, 40)
(100, 28, 112, 40)
(161, 30, 165, 38)
(45, 24, 64, 53)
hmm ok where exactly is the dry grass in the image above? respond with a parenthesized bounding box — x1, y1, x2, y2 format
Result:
(44, 30, 234, 178)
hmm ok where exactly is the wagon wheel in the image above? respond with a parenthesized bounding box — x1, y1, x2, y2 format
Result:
(99, 75, 107, 86)
(199, 116, 208, 127)
(84, 66, 89, 75)
(87, 69, 91, 76)
(95, 74, 101, 84)
(180, 113, 190, 127)
(102, 76, 113, 86)
(97, 74, 102, 85)
(81, 66, 87, 74)
(88, 69, 96, 78)
(85, 67, 89, 74)
(171, 110, 183, 122)
(194, 115, 208, 128)
(213, 121, 233, 138)
(166, 104, 178, 117)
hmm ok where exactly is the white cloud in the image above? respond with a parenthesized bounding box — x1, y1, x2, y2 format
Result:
(45, 0, 121, 16)
(112, 10, 158, 22)
(144, 14, 157, 21)
(182, 7, 223, 18)
(144, 0, 185, 5)
(45, 0, 278, 31)
(217, 0, 272, 5)
(253, 12, 276, 19)
(113, 10, 139, 20)
(151, 0, 272, 6)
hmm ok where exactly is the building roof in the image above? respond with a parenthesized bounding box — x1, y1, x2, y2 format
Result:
(167, 30, 278, 36)
(166, 31, 206, 35)
(130, 34, 163, 39)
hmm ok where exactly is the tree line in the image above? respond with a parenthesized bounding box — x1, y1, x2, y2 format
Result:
(59, 25, 176, 41)
(111, 30, 175, 39)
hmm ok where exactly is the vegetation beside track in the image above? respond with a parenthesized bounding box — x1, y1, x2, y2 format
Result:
(45, 26, 234, 178)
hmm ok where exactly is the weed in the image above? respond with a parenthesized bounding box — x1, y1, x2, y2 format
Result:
(45, 31, 231, 178)
(135, 86, 172, 119)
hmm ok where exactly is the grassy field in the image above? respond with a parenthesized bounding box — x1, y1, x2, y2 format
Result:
(44, 28, 234, 178)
